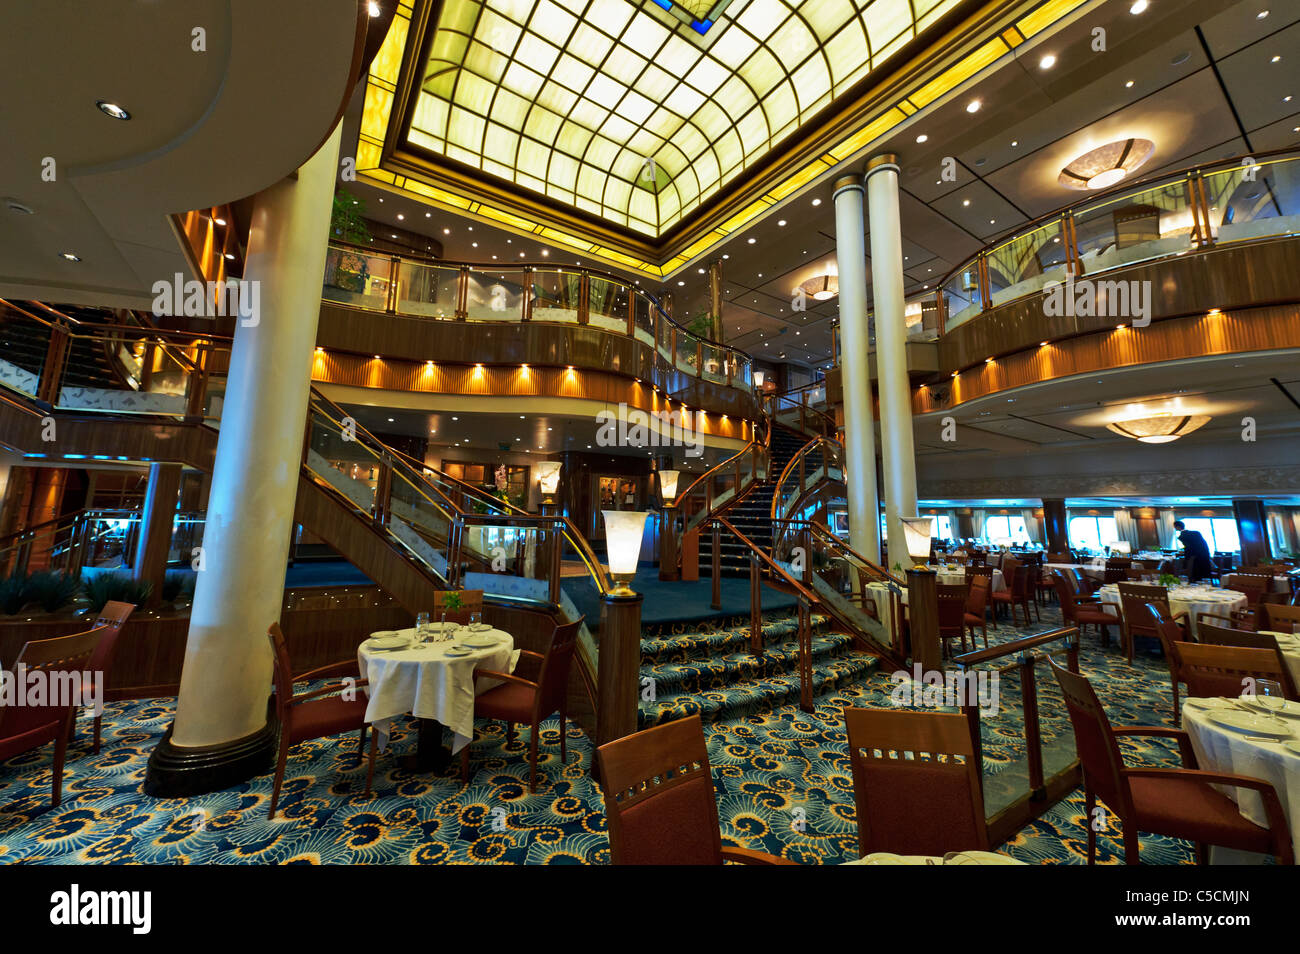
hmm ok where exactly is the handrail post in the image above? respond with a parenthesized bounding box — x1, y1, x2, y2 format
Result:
(387, 256, 401, 313)
(658, 504, 679, 582)
(906, 566, 941, 671)
(749, 550, 763, 655)
(596, 588, 644, 752)
(374, 458, 393, 527)
(711, 520, 722, 610)
(797, 596, 813, 713)
(1021, 652, 1045, 799)
(977, 251, 991, 312)
(548, 520, 562, 605)
(183, 341, 209, 422)
(37, 320, 70, 405)
(625, 287, 635, 337)
(695, 339, 702, 378)
(456, 265, 469, 319)
(577, 271, 590, 325)
(522, 267, 534, 321)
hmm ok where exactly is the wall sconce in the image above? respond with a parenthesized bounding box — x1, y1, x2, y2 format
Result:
(901, 517, 934, 568)
(536, 460, 561, 504)
(603, 510, 650, 596)
(658, 469, 680, 504)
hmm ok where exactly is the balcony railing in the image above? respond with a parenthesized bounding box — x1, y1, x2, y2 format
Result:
(320, 241, 755, 392)
(936, 148, 1300, 334)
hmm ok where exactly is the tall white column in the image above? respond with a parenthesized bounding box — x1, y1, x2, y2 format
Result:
(170, 124, 342, 749)
(832, 173, 881, 564)
(866, 154, 918, 570)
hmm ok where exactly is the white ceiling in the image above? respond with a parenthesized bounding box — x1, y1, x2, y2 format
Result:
(0, 0, 365, 308)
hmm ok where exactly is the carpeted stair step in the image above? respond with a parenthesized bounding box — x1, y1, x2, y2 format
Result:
(638, 651, 879, 728)
(642, 628, 856, 698)
(641, 611, 832, 665)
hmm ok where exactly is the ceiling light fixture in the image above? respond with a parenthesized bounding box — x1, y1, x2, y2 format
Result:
(59, 252, 81, 262)
(96, 100, 130, 120)
(1039, 54, 1056, 69)
(965, 100, 981, 113)
(1107, 412, 1210, 444)
(1059, 138, 1155, 190)
(1129, 0, 1148, 13)
(915, 134, 928, 143)
(798, 274, 839, 302)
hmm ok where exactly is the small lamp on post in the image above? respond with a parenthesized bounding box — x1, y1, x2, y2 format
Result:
(1109, 541, 1131, 555)
(603, 510, 650, 597)
(901, 517, 935, 569)
(536, 460, 561, 507)
(658, 469, 680, 506)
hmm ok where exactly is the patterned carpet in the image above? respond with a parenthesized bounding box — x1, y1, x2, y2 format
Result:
(0, 601, 1201, 865)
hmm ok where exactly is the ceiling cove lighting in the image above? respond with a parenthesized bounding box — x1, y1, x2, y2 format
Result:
(1059, 138, 1155, 191)
(1106, 413, 1211, 444)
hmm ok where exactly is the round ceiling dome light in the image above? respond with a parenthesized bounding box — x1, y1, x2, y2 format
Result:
(1106, 412, 1211, 444)
(1058, 138, 1154, 191)
(798, 274, 839, 301)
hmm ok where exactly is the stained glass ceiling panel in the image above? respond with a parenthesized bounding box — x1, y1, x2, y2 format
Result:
(408, 0, 960, 237)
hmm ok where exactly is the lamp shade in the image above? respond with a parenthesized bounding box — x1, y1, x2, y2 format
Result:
(900, 517, 934, 560)
(659, 469, 680, 502)
(1106, 413, 1210, 444)
(1110, 541, 1132, 554)
(603, 510, 650, 577)
(536, 460, 562, 495)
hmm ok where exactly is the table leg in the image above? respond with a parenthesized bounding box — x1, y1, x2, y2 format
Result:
(400, 718, 452, 773)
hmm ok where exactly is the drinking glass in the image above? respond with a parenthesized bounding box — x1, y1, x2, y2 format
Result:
(1255, 678, 1284, 710)
(470, 610, 483, 630)
(415, 611, 429, 645)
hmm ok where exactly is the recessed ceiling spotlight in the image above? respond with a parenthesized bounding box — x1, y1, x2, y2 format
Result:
(1257, 10, 1269, 19)
(1125, 79, 1135, 88)
(396, 213, 404, 220)
(747, 237, 756, 244)
(1272, 55, 1281, 63)
(224, 252, 235, 260)
(1039, 54, 1057, 69)
(368, 1, 381, 16)
(59, 252, 81, 262)
(915, 134, 928, 143)
(1129, 0, 1148, 13)
(965, 100, 981, 113)
(778, 219, 787, 226)
(96, 100, 130, 120)
(962, 199, 971, 207)
(1010, 140, 1018, 147)
(213, 216, 227, 226)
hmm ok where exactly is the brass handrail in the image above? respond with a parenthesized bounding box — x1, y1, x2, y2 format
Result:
(768, 434, 844, 522)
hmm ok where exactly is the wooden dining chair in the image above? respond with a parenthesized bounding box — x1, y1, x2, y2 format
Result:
(1048, 659, 1292, 865)
(844, 706, 987, 857)
(84, 601, 137, 753)
(266, 623, 375, 819)
(0, 626, 106, 807)
(596, 713, 794, 865)
(1175, 640, 1299, 702)
(992, 558, 1039, 626)
(1052, 571, 1120, 648)
(1117, 582, 1183, 665)
(965, 565, 995, 624)
(461, 616, 583, 792)
(1146, 606, 1191, 724)
(936, 582, 970, 657)
(1258, 602, 1300, 634)
(963, 576, 989, 649)
(433, 588, 484, 624)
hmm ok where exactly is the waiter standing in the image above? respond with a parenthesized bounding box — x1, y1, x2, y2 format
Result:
(1173, 520, 1214, 583)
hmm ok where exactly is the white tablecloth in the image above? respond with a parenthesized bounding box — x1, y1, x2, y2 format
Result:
(1260, 631, 1300, 686)
(359, 627, 519, 753)
(1182, 698, 1300, 862)
(844, 851, 1024, 865)
(1097, 584, 1246, 638)
(1045, 562, 1106, 581)
(935, 567, 1006, 593)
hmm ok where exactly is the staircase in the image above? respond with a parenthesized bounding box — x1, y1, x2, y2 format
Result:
(638, 609, 879, 728)
(0, 305, 128, 391)
(697, 425, 815, 575)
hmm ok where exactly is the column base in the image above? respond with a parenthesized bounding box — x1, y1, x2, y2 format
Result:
(144, 720, 275, 798)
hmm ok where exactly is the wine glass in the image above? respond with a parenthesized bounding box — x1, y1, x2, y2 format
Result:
(470, 610, 483, 631)
(1255, 678, 1285, 713)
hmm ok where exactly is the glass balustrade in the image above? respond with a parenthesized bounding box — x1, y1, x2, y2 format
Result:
(1202, 154, 1300, 245)
(530, 268, 581, 323)
(465, 268, 526, 321)
(322, 246, 393, 311)
(587, 276, 629, 333)
(1072, 177, 1195, 275)
(395, 259, 460, 319)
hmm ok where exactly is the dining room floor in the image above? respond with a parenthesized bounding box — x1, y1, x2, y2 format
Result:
(0, 603, 1201, 865)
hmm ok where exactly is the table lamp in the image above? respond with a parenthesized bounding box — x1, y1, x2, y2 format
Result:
(658, 469, 680, 505)
(901, 517, 934, 569)
(603, 510, 649, 596)
(536, 460, 561, 505)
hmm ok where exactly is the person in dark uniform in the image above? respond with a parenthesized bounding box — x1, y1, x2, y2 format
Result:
(1173, 520, 1214, 583)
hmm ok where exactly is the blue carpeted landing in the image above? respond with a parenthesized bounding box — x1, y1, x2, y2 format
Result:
(284, 560, 373, 588)
(564, 567, 796, 626)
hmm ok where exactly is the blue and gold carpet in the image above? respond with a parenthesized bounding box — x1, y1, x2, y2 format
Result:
(0, 603, 1198, 864)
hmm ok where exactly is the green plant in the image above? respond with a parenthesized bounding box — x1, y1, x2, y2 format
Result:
(331, 188, 371, 243)
(1158, 573, 1181, 587)
(686, 311, 714, 341)
(442, 591, 464, 611)
(0, 572, 28, 615)
(163, 570, 197, 603)
(83, 572, 152, 614)
(25, 570, 81, 613)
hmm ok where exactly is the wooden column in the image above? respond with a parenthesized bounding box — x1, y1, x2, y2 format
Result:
(906, 566, 941, 672)
(595, 591, 643, 748)
(133, 463, 183, 607)
(1042, 498, 1069, 553)
(658, 506, 679, 581)
(1232, 497, 1270, 566)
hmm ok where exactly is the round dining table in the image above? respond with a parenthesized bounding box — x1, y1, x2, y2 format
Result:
(936, 566, 1006, 593)
(359, 625, 519, 769)
(1182, 697, 1300, 863)
(844, 851, 1024, 865)
(1096, 583, 1246, 638)
(1260, 631, 1300, 687)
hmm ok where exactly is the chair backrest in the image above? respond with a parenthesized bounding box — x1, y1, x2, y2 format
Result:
(964, 576, 988, 615)
(597, 713, 722, 865)
(1047, 552, 1073, 565)
(1223, 575, 1268, 603)
(434, 588, 484, 623)
(1198, 622, 1278, 650)
(936, 583, 969, 634)
(1047, 659, 1131, 815)
(532, 616, 584, 721)
(1258, 602, 1300, 634)
(1176, 641, 1298, 701)
(266, 623, 295, 727)
(966, 566, 994, 605)
(1, 626, 106, 741)
(1118, 582, 1167, 633)
(1070, 568, 1095, 593)
(1003, 557, 1028, 598)
(844, 706, 987, 856)
(87, 600, 137, 679)
(1051, 571, 1081, 620)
